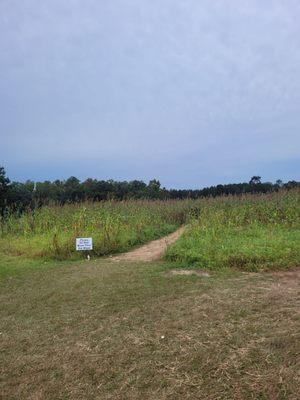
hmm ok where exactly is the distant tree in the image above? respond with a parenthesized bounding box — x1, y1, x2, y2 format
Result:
(0, 166, 10, 213)
(35, 181, 55, 203)
(284, 180, 299, 190)
(128, 180, 147, 199)
(0, 166, 9, 191)
(6, 181, 33, 210)
(148, 179, 161, 189)
(147, 179, 162, 199)
(82, 178, 98, 200)
(64, 176, 84, 201)
(1, 164, 299, 212)
(249, 176, 262, 185)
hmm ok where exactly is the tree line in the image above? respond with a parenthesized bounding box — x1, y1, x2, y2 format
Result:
(0, 166, 299, 213)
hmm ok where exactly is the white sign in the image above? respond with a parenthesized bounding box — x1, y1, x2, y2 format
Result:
(76, 237, 93, 251)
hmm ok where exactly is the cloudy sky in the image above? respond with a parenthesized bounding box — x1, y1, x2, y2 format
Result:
(1, 0, 300, 188)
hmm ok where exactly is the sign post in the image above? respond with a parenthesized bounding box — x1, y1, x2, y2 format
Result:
(76, 237, 93, 260)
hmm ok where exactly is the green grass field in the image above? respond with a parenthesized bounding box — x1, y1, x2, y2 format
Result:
(0, 200, 190, 263)
(1, 190, 299, 399)
(166, 190, 300, 271)
(1, 190, 299, 273)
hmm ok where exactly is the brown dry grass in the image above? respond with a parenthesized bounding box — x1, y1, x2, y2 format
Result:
(1, 260, 300, 399)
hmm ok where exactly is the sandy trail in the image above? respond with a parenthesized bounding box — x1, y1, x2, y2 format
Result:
(110, 226, 185, 262)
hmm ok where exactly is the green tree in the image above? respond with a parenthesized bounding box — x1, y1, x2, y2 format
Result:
(249, 176, 262, 185)
(0, 166, 10, 213)
(64, 177, 84, 201)
(147, 179, 162, 199)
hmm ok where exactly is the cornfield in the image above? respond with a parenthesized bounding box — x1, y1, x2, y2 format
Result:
(166, 189, 300, 271)
(0, 200, 192, 259)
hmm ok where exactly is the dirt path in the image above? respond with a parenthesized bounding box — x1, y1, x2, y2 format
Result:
(110, 226, 185, 262)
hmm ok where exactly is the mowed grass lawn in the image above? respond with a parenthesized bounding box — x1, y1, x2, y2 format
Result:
(1, 258, 300, 400)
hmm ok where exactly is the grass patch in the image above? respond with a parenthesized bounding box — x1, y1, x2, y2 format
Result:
(1, 191, 299, 398)
(166, 190, 300, 271)
(0, 200, 190, 261)
(1, 258, 299, 399)
(1, 191, 299, 275)
(0, 253, 75, 280)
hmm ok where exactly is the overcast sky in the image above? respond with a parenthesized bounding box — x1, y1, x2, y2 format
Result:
(1, 0, 300, 188)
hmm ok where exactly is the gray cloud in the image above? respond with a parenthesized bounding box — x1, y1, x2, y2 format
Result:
(1, 0, 300, 187)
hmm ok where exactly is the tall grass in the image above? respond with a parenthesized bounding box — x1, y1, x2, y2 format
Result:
(0, 200, 191, 260)
(166, 189, 300, 271)
(1, 190, 299, 270)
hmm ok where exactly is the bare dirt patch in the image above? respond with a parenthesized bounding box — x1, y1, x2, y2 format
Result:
(110, 227, 185, 262)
